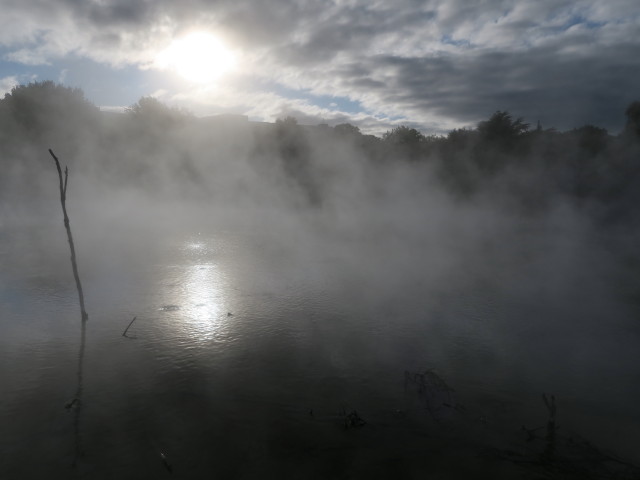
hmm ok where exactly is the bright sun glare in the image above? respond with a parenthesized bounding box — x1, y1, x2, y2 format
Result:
(158, 32, 236, 83)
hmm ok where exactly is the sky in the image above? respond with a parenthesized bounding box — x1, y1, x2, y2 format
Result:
(0, 0, 638, 136)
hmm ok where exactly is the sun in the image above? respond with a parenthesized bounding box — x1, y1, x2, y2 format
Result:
(157, 32, 236, 83)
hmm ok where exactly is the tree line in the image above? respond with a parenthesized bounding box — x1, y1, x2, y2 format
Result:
(1, 81, 638, 225)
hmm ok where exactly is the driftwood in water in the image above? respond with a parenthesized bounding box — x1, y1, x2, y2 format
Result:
(505, 395, 640, 479)
(404, 369, 458, 422)
(49, 149, 88, 321)
(343, 410, 366, 429)
(122, 316, 137, 337)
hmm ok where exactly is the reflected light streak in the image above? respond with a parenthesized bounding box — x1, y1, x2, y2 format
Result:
(180, 264, 226, 343)
(174, 238, 230, 343)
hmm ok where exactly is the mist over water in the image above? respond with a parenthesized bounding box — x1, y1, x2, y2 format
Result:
(1, 84, 640, 478)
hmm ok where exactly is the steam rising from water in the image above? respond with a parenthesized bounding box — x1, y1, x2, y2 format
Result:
(1, 87, 639, 476)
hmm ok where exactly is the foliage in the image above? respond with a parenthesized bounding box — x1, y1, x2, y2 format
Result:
(275, 116, 299, 130)
(0, 80, 638, 224)
(624, 101, 640, 139)
(570, 124, 610, 155)
(334, 123, 361, 136)
(446, 128, 476, 149)
(0, 81, 99, 145)
(477, 110, 529, 143)
(382, 125, 427, 160)
(126, 96, 190, 130)
(383, 125, 425, 146)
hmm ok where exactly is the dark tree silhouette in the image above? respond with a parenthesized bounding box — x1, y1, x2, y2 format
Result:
(435, 128, 479, 194)
(383, 125, 425, 146)
(275, 116, 321, 205)
(446, 128, 476, 150)
(623, 101, 640, 139)
(334, 123, 361, 136)
(126, 96, 190, 131)
(275, 115, 299, 130)
(383, 125, 426, 160)
(473, 111, 530, 172)
(477, 110, 529, 145)
(0, 82, 101, 206)
(0, 80, 637, 227)
(571, 125, 610, 156)
(0, 81, 99, 147)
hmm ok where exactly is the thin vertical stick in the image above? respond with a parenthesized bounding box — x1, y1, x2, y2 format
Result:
(122, 316, 137, 337)
(49, 149, 88, 321)
(49, 148, 88, 466)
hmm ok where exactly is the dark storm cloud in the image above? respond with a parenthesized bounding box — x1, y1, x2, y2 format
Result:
(267, 1, 639, 133)
(1, 0, 639, 133)
(355, 40, 640, 132)
(272, 3, 438, 65)
(84, 2, 156, 26)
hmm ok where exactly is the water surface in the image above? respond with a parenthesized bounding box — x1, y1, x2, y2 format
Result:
(1, 225, 639, 478)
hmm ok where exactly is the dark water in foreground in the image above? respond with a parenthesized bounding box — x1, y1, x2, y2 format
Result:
(1, 225, 639, 479)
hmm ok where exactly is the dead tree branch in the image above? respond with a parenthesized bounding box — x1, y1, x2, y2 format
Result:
(49, 149, 88, 321)
(122, 316, 137, 337)
(49, 148, 89, 466)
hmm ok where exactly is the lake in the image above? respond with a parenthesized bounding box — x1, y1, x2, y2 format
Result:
(1, 216, 639, 479)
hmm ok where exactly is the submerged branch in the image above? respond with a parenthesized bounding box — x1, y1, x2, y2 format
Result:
(72, 318, 87, 466)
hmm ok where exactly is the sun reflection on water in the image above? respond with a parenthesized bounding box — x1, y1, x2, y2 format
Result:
(170, 238, 231, 343)
(185, 241, 206, 252)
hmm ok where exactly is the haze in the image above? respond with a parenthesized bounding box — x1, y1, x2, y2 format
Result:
(1, 1, 640, 477)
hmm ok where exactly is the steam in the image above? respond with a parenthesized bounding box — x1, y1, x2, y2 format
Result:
(0, 84, 638, 313)
(2, 82, 640, 476)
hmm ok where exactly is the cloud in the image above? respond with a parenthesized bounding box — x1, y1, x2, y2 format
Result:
(1, 0, 638, 134)
(0, 75, 19, 96)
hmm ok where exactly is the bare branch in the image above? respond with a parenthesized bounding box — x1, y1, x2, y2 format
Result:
(49, 148, 87, 322)
(122, 316, 138, 337)
(64, 166, 68, 196)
